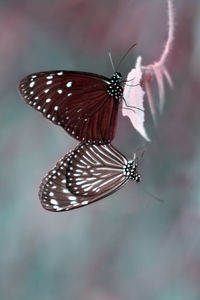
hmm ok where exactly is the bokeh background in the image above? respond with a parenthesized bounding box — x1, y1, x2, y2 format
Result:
(1, 0, 200, 299)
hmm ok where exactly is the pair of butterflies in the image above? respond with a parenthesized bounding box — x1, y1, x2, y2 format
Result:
(18, 69, 141, 211)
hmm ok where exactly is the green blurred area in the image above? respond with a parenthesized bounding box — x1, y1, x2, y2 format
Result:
(0, 1, 200, 300)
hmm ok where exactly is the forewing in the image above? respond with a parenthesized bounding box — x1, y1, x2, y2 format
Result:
(66, 144, 128, 197)
(18, 71, 119, 143)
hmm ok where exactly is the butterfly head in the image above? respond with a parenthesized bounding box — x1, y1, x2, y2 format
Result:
(107, 72, 123, 100)
(112, 72, 122, 80)
(123, 160, 141, 183)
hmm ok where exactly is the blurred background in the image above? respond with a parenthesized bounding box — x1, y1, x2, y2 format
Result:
(1, 0, 200, 299)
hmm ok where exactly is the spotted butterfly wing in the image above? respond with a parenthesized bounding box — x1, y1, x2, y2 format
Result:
(39, 143, 141, 212)
(39, 150, 89, 212)
(18, 71, 123, 144)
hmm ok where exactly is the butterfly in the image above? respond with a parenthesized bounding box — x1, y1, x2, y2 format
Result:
(39, 143, 141, 212)
(18, 70, 124, 144)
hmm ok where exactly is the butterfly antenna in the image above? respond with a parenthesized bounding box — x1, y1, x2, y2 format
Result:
(142, 186, 164, 203)
(133, 150, 163, 202)
(138, 149, 145, 163)
(108, 51, 116, 72)
(116, 43, 137, 71)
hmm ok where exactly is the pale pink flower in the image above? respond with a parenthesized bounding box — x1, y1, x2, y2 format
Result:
(122, 0, 175, 140)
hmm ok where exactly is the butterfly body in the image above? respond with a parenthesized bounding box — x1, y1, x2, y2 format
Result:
(106, 72, 123, 99)
(18, 70, 124, 144)
(39, 143, 141, 212)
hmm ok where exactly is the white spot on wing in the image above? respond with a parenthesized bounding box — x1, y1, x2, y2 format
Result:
(66, 81, 72, 88)
(29, 82, 35, 87)
(71, 201, 78, 206)
(81, 200, 88, 205)
(68, 196, 77, 200)
(50, 199, 58, 205)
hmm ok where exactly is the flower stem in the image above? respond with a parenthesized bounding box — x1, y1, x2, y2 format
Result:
(156, 0, 175, 67)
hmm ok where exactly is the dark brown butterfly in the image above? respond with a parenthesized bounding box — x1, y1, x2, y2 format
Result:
(18, 71, 124, 144)
(39, 143, 141, 212)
